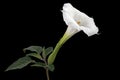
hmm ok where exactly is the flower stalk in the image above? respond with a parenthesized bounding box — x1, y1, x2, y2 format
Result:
(48, 32, 71, 65)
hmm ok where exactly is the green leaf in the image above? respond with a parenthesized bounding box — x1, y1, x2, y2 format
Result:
(23, 46, 42, 54)
(31, 62, 46, 68)
(42, 47, 46, 58)
(5, 57, 34, 71)
(26, 53, 42, 60)
(42, 47, 53, 58)
(48, 64, 55, 72)
(45, 47, 53, 56)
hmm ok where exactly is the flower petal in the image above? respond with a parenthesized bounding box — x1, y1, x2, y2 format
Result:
(62, 10, 81, 31)
(79, 18, 99, 36)
(80, 25, 98, 36)
(62, 3, 99, 36)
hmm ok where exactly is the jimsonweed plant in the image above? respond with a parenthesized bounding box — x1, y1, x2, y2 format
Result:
(5, 3, 99, 80)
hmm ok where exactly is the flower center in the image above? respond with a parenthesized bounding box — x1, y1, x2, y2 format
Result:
(77, 21, 80, 25)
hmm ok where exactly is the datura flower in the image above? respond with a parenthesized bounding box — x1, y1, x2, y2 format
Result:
(62, 3, 99, 37)
(48, 3, 99, 64)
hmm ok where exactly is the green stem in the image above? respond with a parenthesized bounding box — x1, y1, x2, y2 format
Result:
(43, 55, 50, 80)
(48, 33, 71, 64)
(45, 68, 50, 80)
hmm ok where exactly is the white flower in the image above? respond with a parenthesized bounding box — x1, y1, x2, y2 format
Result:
(48, 3, 99, 65)
(62, 3, 99, 36)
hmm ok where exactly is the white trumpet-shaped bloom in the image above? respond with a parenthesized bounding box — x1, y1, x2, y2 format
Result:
(48, 3, 99, 65)
(62, 3, 99, 36)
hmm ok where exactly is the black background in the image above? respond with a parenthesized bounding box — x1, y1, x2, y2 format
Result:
(0, 0, 119, 80)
